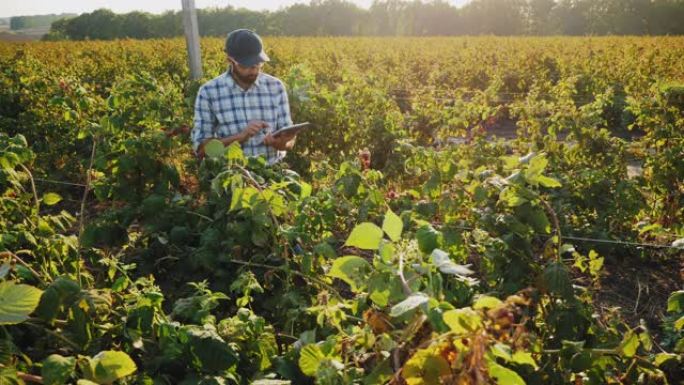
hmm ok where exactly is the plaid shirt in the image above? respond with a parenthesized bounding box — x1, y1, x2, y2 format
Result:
(191, 68, 293, 164)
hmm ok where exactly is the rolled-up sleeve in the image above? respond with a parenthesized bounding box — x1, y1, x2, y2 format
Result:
(191, 86, 216, 153)
(275, 81, 293, 131)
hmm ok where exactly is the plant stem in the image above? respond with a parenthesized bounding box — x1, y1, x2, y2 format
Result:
(226, 258, 343, 300)
(19, 164, 40, 217)
(0, 363, 43, 384)
(398, 251, 412, 296)
(0, 251, 46, 286)
(77, 137, 97, 286)
(24, 321, 81, 351)
(539, 195, 562, 262)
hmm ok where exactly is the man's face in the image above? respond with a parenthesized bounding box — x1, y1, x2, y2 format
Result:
(229, 57, 263, 86)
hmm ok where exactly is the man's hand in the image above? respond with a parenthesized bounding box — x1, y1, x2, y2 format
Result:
(240, 120, 269, 142)
(263, 131, 297, 151)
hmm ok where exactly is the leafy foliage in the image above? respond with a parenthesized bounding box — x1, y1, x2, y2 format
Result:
(0, 36, 682, 385)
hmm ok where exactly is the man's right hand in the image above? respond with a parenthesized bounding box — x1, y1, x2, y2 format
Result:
(240, 121, 268, 142)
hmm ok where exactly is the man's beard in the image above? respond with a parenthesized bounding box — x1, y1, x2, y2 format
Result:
(234, 70, 258, 85)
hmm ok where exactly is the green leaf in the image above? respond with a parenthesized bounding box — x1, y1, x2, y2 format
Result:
(667, 290, 684, 313)
(569, 352, 593, 372)
(536, 175, 561, 188)
(674, 315, 684, 331)
(487, 359, 526, 385)
(588, 250, 604, 277)
(299, 181, 312, 199)
(416, 225, 440, 254)
(85, 351, 137, 384)
(499, 187, 528, 207)
(0, 367, 24, 385)
(183, 327, 238, 372)
(35, 277, 81, 323)
(490, 343, 512, 361)
(501, 155, 519, 169)
(0, 281, 43, 325)
(327, 256, 371, 292)
(541, 262, 573, 300)
(251, 381, 291, 385)
(363, 358, 392, 385)
(443, 308, 482, 334)
(345, 222, 383, 250)
(561, 340, 585, 356)
(403, 347, 450, 385)
(298, 344, 324, 376)
(519, 205, 550, 234)
(473, 295, 503, 310)
(511, 351, 538, 369)
(42, 354, 76, 385)
(107, 95, 119, 109)
(368, 274, 391, 307)
(379, 242, 395, 263)
(638, 329, 653, 352)
(654, 353, 678, 367)
(620, 331, 639, 358)
(382, 209, 403, 242)
(526, 153, 548, 178)
(204, 139, 225, 158)
(390, 293, 429, 318)
(42, 192, 62, 206)
(226, 142, 245, 165)
(676, 338, 684, 353)
(141, 194, 166, 218)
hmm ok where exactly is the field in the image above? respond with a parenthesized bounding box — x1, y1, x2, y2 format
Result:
(0, 37, 683, 384)
(0, 24, 50, 42)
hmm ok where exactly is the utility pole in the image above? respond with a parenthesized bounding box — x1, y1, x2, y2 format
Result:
(182, 0, 203, 80)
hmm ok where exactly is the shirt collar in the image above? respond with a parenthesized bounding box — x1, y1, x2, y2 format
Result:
(225, 66, 262, 91)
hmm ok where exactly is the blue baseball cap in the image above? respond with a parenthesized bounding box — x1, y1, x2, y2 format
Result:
(224, 29, 270, 67)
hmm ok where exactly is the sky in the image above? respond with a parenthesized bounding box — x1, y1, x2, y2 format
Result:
(1, 0, 470, 18)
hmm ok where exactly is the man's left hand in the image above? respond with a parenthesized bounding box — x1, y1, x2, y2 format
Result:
(263, 131, 297, 151)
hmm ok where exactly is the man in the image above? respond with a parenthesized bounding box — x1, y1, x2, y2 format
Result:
(191, 29, 297, 163)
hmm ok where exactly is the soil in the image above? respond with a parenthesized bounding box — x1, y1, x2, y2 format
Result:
(593, 255, 683, 338)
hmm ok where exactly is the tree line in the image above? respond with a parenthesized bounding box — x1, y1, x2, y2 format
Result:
(10, 14, 76, 30)
(44, 0, 684, 40)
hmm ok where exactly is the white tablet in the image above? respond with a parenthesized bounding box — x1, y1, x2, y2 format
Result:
(272, 122, 311, 138)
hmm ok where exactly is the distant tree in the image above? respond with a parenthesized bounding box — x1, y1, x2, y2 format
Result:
(401, 0, 461, 35)
(63, 9, 120, 40)
(525, 0, 556, 35)
(119, 11, 152, 39)
(10, 17, 25, 30)
(43, 18, 70, 40)
(316, 0, 364, 35)
(551, 0, 590, 35)
(274, 0, 363, 36)
(649, 0, 684, 35)
(10, 14, 74, 30)
(460, 0, 527, 35)
(45, 0, 684, 39)
(368, 0, 406, 35)
(149, 11, 183, 38)
(198, 7, 271, 37)
(272, 4, 317, 35)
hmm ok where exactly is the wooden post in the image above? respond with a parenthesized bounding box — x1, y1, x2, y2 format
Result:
(182, 0, 203, 80)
